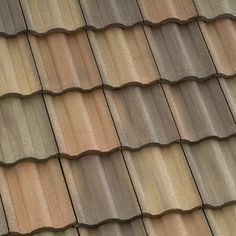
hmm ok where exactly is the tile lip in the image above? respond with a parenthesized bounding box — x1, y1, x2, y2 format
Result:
(1, 15, 236, 37)
(1, 73, 236, 99)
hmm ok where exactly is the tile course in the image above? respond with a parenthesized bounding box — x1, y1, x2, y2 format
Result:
(0, 0, 236, 235)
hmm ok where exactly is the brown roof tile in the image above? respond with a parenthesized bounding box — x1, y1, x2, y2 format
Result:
(219, 77, 236, 120)
(206, 206, 236, 236)
(0, 95, 57, 165)
(0, 159, 76, 234)
(45, 91, 119, 157)
(79, 0, 142, 29)
(20, 0, 85, 34)
(200, 18, 236, 76)
(62, 151, 140, 225)
(0, 0, 26, 36)
(79, 219, 146, 236)
(105, 85, 179, 148)
(194, 0, 236, 20)
(183, 138, 236, 206)
(29, 31, 101, 93)
(145, 22, 216, 82)
(124, 145, 201, 215)
(137, 0, 197, 25)
(0, 196, 8, 235)
(88, 26, 159, 88)
(0, 35, 41, 97)
(163, 79, 236, 142)
(144, 210, 211, 236)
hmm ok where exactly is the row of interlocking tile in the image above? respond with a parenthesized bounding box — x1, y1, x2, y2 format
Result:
(1, 76, 236, 165)
(0, 137, 236, 234)
(1, 18, 236, 96)
(1, 0, 236, 35)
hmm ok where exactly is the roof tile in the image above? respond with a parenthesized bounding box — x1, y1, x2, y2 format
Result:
(0, 0, 26, 35)
(0, 35, 41, 97)
(105, 84, 179, 148)
(206, 206, 236, 236)
(62, 151, 140, 225)
(29, 31, 101, 93)
(145, 22, 216, 82)
(184, 138, 236, 206)
(79, 219, 146, 236)
(137, 0, 197, 25)
(20, 0, 85, 34)
(219, 77, 236, 119)
(0, 95, 57, 165)
(0, 159, 76, 234)
(0, 197, 8, 235)
(124, 145, 201, 215)
(144, 210, 211, 236)
(35, 228, 78, 236)
(163, 79, 236, 142)
(200, 18, 236, 76)
(88, 25, 159, 87)
(45, 91, 119, 157)
(194, 0, 236, 19)
(79, 0, 142, 29)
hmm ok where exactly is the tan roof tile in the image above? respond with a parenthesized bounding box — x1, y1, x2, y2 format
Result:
(62, 151, 140, 225)
(0, 35, 41, 97)
(29, 32, 101, 93)
(0, 159, 76, 234)
(105, 85, 179, 148)
(45, 91, 119, 157)
(35, 228, 78, 236)
(79, 219, 146, 236)
(124, 145, 201, 215)
(0, 196, 8, 235)
(145, 22, 216, 82)
(163, 79, 236, 142)
(183, 138, 236, 207)
(137, 0, 197, 25)
(20, 0, 85, 34)
(144, 210, 211, 236)
(200, 19, 236, 76)
(79, 0, 142, 29)
(0, 0, 26, 35)
(88, 26, 159, 88)
(206, 206, 236, 236)
(0, 95, 57, 165)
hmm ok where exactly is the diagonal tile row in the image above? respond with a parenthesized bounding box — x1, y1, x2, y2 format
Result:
(1, 18, 236, 96)
(1, 137, 236, 234)
(1, 76, 236, 165)
(1, 0, 236, 35)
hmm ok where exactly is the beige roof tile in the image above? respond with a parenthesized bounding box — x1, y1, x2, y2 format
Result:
(88, 26, 159, 88)
(0, 196, 8, 235)
(0, 35, 41, 97)
(163, 79, 236, 142)
(79, 219, 146, 236)
(137, 0, 197, 25)
(35, 228, 78, 236)
(200, 19, 236, 76)
(144, 210, 211, 236)
(45, 91, 119, 157)
(20, 0, 85, 34)
(0, 95, 57, 165)
(145, 22, 216, 82)
(62, 151, 140, 225)
(29, 31, 101, 93)
(183, 138, 236, 206)
(124, 145, 201, 215)
(0, 159, 76, 234)
(206, 206, 236, 236)
(105, 85, 179, 148)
